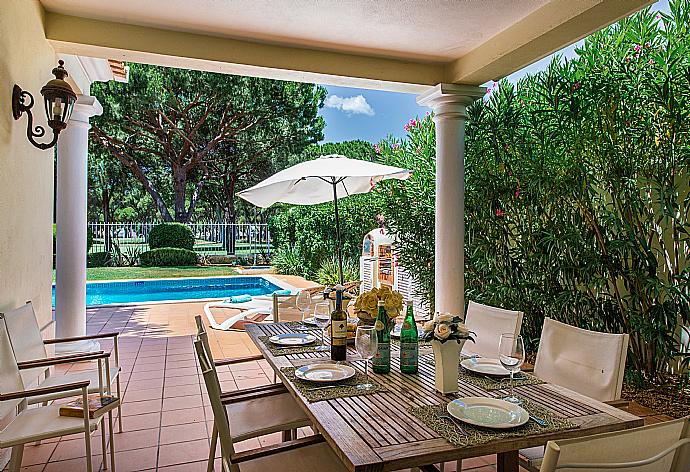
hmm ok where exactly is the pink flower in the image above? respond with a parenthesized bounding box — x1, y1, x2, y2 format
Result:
(656, 14, 661, 20)
(416, 146, 423, 154)
(515, 184, 521, 198)
(425, 111, 430, 116)
(625, 57, 631, 63)
(648, 58, 655, 65)
(634, 44, 642, 52)
(404, 123, 410, 132)
(410, 119, 417, 127)
(645, 42, 651, 48)
(495, 208, 504, 217)
(373, 144, 380, 154)
(392, 143, 400, 150)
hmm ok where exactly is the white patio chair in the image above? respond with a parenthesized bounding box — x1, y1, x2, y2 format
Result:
(462, 301, 523, 358)
(520, 317, 630, 471)
(2, 301, 123, 431)
(540, 416, 690, 472)
(0, 317, 114, 472)
(194, 315, 312, 472)
(194, 336, 349, 472)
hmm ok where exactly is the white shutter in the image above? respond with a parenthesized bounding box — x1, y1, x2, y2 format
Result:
(360, 257, 374, 292)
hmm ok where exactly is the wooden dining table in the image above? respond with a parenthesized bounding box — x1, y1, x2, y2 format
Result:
(246, 322, 643, 472)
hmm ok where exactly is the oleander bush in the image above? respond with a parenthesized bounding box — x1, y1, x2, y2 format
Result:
(377, 2, 690, 381)
(316, 256, 359, 286)
(139, 248, 198, 267)
(148, 222, 195, 250)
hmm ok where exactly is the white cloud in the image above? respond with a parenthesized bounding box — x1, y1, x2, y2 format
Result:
(324, 94, 375, 116)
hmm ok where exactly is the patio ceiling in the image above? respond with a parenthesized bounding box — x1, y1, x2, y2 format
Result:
(40, 0, 653, 93)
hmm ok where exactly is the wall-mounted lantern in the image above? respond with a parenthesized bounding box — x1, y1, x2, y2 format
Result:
(12, 60, 77, 150)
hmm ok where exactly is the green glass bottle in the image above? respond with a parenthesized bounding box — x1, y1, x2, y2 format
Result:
(399, 301, 418, 374)
(372, 300, 390, 374)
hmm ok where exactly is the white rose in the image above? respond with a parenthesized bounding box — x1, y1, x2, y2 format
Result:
(434, 323, 451, 340)
(435, 312, 455, 323)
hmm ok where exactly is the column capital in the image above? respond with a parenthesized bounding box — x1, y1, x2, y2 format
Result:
(417, 84, 485, 119)
(69, 94, 103, 125)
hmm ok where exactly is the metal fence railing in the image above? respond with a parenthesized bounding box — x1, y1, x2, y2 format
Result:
(87, 222, 271, 259)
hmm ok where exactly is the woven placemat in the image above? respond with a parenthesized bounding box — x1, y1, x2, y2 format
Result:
(459, 369, 545, 392)
(408, 399, 577, 448)
(280, 366, 387, 402)
(258, 335, 326, 356)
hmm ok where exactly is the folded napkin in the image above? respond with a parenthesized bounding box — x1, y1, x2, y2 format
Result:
(272, 289, 292, 296)
(224, 294, 253, 303)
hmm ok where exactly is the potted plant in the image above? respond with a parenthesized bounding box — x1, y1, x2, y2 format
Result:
(421, 313, 475, 394)
(353, 285, 403, 330)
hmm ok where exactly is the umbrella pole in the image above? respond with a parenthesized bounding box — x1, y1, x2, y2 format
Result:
(332, 179, 344, 285)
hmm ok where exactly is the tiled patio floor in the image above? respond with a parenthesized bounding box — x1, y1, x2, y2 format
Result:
(5, 301, 671, 472)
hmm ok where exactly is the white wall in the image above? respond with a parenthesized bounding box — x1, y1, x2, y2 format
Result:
(0, 0, 57, 465)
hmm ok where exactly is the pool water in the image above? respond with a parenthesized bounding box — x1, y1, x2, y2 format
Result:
(52, 276, 282, 307)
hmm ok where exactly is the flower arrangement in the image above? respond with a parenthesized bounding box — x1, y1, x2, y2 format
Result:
(353, 285, 403, 322)
(420, 313, 475, 344)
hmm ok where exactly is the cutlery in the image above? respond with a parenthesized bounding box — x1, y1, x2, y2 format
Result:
(529, 415, 546, 427)
(435, 412, 469, 437)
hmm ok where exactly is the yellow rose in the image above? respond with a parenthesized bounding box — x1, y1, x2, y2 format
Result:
(434, 323, 451, 340)
(423, 320, 435, 332)
(355, 290, 379, 318)
(384, 290, 403, 318)
(455, 323, 471, 337)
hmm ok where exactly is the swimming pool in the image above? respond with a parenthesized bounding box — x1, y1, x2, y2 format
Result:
(52, 276, 285, 307)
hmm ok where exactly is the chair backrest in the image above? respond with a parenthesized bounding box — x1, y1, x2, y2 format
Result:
(534, 318, 629, 402)
(273, 294, 305, 323)
(540, 416, 690, 472)
(681, 326, 690, 353)
(2, 302, 49, 385)
(194, 337, 237, 472)
(463, 301, 524, 358)
(194, 314, 212, 358)
(0, 316, 28, 420)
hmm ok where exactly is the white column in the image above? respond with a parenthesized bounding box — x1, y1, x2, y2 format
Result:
(417, 84, 484, 316)
(55, 94, 102, 352)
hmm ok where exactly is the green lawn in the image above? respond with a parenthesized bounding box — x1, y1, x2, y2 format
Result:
(53, 266, 240, 281)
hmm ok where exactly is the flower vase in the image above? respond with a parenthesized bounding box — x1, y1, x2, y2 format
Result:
(431, 339, 465, 394)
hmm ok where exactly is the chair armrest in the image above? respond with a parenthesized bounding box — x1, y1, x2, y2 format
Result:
(231, 435, 324, 464)
(44, 332, 119, 345)
(214, 354, 264, 366)
(0, 380, 90, 402)
(17, 351, 110, 370)
(221, 384, 287, 404)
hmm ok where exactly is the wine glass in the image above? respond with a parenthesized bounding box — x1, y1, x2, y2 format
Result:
(295, 291, 312, 322)
(355, 326, 378, 390)
(313, 302, 331, 352)
(498, 333, 525, 404)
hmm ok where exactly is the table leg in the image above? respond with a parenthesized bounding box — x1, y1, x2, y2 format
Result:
(497, 450, 519, 472)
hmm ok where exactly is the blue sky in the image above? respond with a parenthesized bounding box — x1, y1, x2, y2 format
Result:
(319, 0, 669, 144)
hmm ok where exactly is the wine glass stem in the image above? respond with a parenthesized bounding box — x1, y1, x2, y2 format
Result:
(365, 359, 369, 384)
(510, 371, 514, 399)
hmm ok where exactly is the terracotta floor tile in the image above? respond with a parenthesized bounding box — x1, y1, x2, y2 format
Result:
(113, 428, 160, 452)
(163, 375, 201, 387)
(113, 446, 158, 472)
(118, 412, 161, 432)
(50, 437, 102, 462)
(42, 455, 101, 472)
(19, 442, 57, 466)
(161, 407, 206, 426)
(123, 387, 162, 402)
(157, 439, 210, 467)
(159, 422, 208, 445)
(125, 378, 164, 391)
(162, 383, 201, 398)
(157, 459, 208, 472)
(164, 367, 198, 378)
(128, 370, 164, 381)
(120, 399, 161, 416)
(162, 395, 203, 411)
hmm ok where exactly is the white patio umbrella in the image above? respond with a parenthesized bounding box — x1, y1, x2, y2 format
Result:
(238, 154, 411, 284)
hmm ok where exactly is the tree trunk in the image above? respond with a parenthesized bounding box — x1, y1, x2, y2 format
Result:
(102, 189, 112, 253)
(173, 165, 188, 222)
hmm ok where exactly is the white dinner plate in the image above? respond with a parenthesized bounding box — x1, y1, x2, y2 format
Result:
(295, 363, 356, 383)
(302, 317, 317, 326)
(447, 397, 529, 429)
(269, 333, 317, 346)
(460, 358, 513, 378)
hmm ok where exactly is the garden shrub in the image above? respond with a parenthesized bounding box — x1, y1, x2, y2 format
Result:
(316, 256, 359, 286)
(376, 3, 690, 382)
(140, 248, 198, 267)
(87, 227, 94, 252)
(271, 245, 305, 277)
(148, 222, 195, 250)
(87, 251, 111, 268)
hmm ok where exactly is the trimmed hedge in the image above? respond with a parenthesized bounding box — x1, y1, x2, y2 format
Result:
(148, 223, 195, 250)
(87, 252, 110, 268)
(140, 248, 198, 267)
